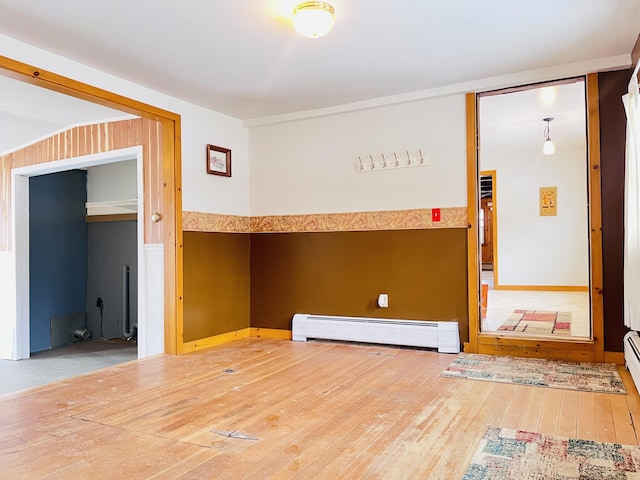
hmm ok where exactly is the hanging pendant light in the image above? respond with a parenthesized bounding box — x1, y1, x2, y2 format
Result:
(543, 117, 555, 155)
(293, 1, 335, 38)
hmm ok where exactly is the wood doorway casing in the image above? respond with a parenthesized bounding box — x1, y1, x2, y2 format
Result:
(465, 74, 604, 362)
(480, 170, 497, 287)
(0, 55, 183, 355)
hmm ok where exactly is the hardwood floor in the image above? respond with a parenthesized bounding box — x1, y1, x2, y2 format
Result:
(1, 338, 638, 479)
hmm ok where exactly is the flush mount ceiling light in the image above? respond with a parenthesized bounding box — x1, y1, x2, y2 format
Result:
(293, 1, 335, 38)
(543, 117, 555, 155)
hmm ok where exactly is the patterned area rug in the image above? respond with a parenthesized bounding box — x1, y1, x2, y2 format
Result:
(497, 309, 571, 335)
(463, 426, 640, 479)
(441, 353, 626, 394)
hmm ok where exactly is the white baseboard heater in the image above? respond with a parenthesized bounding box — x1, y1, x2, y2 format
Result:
(292, 314, 460, 353)
(624, 331, 640, 391)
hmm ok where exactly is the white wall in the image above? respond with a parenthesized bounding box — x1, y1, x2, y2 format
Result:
(0, 252, 17, 358)
(249, 94, 467, 215)
(87, 160, 136, 203)
(0, 34, 250, 216)
(482, 145, 589, 286)
(86, 160, 137, 215)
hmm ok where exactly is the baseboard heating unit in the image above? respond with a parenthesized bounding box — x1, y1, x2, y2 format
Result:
(624, 331, 640, 391)
(292, 314, 460, 353)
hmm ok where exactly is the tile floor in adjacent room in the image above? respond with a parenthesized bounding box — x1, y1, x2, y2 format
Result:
(0, 340, 138, 396)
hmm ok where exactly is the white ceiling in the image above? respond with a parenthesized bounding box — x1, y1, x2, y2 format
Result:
(480, 81, 587, 153)
(0, 76, 134, 154)
(0, 0, 639, 122)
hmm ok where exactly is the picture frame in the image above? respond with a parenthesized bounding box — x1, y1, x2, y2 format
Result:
(206, 144, 231, 177)
(539, 186, 557, 216)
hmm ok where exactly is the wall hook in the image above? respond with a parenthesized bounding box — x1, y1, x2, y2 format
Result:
(354, 148, 429, 173)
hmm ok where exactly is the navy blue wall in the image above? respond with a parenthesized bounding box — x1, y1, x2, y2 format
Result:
(29, 170, 87, 353)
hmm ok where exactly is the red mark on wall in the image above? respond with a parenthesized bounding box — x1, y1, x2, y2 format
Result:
(431, 208, 441, 222)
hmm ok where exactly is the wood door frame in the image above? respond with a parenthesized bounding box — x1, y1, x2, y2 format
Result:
(480, 170, 497, 288)
(0, 55, 183, 355)
(466, 74, 604, 362)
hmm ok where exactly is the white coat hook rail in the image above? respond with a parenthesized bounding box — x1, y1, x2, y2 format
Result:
(355, 149, 430, 173)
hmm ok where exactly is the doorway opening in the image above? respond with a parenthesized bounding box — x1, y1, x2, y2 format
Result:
(477, 79, 590, 340)
(11, 146, 160, 362)
(0, 55, 183, 360)
(466, 74, 604, 361)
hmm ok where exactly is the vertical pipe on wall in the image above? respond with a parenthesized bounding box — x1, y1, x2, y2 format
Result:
(123, 265, 130, 335)
(122, 265, 135, 339)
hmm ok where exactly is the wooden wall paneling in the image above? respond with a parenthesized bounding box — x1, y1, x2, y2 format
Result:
(142, 119, 157, 243)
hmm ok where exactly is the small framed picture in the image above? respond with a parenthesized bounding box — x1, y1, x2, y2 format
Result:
(206, 144, 231, 177)
(540, 186, 557, 216)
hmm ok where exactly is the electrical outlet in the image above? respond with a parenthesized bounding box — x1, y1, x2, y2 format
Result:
(96, 297, 104, 308)
(377, 293, 389, 308)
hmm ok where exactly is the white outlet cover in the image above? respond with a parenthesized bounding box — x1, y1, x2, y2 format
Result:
(377, 293, 389, 308)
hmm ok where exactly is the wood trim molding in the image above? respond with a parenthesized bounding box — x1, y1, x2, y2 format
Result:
(494, 285, 589, 292)
(480, 170, 498, 288)
(181, 328, 251, 354)
(0, 55, 180, 122)
(250, 328, 292, 340)
(476, 334, 596, 362)
(182, 328, 292, 353)
(86, 214, 138, 223)
(587, 72, 605, 362)
(604, 351, 625, 365)
(0, 55, 182, 356)
(466, 92, 480, 353)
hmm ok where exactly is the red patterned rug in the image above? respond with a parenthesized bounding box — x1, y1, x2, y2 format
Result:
(463, 426, 640, 479)
(497, 309, 571, 335)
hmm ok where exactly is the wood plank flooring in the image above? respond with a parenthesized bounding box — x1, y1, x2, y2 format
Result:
(0, 338, 638, 479)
